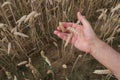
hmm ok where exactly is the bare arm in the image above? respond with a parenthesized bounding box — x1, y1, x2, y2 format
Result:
(91, 38, 120, 79)
(54, 12, 120, 79)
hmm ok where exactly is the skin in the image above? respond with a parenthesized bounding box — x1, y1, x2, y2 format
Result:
(54, 12, 120, 79)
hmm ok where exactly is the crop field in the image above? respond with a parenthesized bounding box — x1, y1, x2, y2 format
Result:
(0, 0, 120, 80)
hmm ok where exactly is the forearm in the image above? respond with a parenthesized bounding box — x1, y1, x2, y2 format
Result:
(90, 38, 120, 79)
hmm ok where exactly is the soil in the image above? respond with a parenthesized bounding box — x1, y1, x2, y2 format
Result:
(31, 41, 118, 80)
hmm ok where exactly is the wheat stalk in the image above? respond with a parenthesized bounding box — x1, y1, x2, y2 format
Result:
(64, 33, 73, 48)
(17, 61, 28, 66)
(14, 75, 17, 80)
(40, 50, 51, 66)
(8, 42, 11, 55)
(71, 55, 82, 74)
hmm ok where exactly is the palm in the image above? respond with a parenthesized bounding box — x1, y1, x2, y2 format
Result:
(54, 12, 96, 53)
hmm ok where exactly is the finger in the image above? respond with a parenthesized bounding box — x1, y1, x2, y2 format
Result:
(54, 30, 68, 41)
(77, 12, 90, 27)
(61, 22, 73, 28)
(57, 23, 82, 31)
(72, 23, 82, 29)
(57, 22, 73, 31)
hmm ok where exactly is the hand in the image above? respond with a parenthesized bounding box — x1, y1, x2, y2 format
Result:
(54, 12, 97, 53)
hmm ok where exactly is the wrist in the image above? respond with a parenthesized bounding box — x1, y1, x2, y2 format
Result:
(90, 37, 103, 54)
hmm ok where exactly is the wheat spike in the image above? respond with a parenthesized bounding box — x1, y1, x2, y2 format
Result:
(24, 11, 38, 23)
(14, 32, 29, 38)
(16, 15, 27, 24)
(64, 33, 73, 48)
(1, 1, 12, 7)
(67, 27, 80, 36)
(111, 4, 120, 12)
(93, 70, 111, 74)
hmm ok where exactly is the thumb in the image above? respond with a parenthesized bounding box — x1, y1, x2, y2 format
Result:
(77, 12, 90, 27)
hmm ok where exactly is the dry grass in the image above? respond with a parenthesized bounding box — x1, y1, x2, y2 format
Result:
(0, 0, 120, 80)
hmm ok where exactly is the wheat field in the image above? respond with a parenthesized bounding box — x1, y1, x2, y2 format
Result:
(0, 0, 120, 80)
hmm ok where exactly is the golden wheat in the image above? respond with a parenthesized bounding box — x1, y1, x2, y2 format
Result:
(1, 1, 12, 7)
(93, 70, 111, 74)
(14, 32, 29, 38)
(7, 42, 11, 55)
(17, 61, 28, 66)
(40, 50, 51, 66)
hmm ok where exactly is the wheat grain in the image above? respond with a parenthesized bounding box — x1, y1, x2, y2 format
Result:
(93, 70, 111, 74)
(63, 21, 80, 48)
(59, 22, 65, 32)
(62, 64, 67, 69)
(67, 27, 79, 36)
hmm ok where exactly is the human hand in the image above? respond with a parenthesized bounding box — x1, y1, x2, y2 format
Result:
(54, 12, 97, 53)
